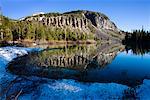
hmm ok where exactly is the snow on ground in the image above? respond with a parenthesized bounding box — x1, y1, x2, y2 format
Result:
(0, 46, 42, 80)
(136, 79, 150, 100)
(0, 46, 42, 62)
(18, 78, 129, 100)
(0, 46, 150, 100)
(0, 46, 42, 100)
(0, 46, 129, 99)
(36, 80, 128, 100)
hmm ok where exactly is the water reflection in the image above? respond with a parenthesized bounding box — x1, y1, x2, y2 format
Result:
(9, 43, 123, 69)
(124, 39, 150, 55)
(8, 43, 150, 87)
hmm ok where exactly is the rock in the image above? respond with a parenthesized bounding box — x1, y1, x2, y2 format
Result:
(23, 10, 125, 41)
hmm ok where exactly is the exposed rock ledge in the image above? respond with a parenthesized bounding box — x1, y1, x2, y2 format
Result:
(22, 10, 125, 41)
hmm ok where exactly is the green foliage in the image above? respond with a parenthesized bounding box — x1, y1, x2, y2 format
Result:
(124, 29, 150, 43)
(123, 28, 150, 55)
(0, 16, 96, 42)
(43, 13, 61, 17)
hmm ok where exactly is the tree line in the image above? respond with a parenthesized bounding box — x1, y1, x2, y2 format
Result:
(0, 16, 95, 42)
(123, 28, 150, 55)
(124, 29, 150, 43)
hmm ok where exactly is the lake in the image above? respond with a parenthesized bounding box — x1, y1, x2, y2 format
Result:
(8, 43, 150, 88)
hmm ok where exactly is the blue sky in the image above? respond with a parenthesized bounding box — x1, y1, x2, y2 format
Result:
(0, 0, 149, 31)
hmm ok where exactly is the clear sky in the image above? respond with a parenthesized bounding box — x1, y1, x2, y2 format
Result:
(0, 0, 149, 32)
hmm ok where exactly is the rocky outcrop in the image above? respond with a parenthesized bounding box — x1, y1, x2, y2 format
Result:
(23, 10, 125, 41)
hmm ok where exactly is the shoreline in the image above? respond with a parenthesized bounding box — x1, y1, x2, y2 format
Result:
(0, 40, 97, 47)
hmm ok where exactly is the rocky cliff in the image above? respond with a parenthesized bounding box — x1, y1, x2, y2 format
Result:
(22, 10, 124, 41)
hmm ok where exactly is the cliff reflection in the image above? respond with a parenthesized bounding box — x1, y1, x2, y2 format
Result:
(8, 43, 124, 84)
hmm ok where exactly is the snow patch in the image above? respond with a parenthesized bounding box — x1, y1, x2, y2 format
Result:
(137, 79, 150, 99)
(19, 79, 128, 100)
(0, 47, 41, 62)
(0, 46, 42, 89)
(1, 46, 150, 99)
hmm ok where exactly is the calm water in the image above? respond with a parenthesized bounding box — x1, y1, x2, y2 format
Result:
(8, 43, 150, 87)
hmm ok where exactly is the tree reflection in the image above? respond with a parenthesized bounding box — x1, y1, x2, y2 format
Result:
(8, 44, 124, 79)
(123, 29, 150, 55)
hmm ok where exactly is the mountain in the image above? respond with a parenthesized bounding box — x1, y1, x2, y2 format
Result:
(22, 10, 124, 41)
(0, 10, 125, 43)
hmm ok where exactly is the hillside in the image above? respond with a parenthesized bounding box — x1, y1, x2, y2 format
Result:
(0, 10, 125, 43)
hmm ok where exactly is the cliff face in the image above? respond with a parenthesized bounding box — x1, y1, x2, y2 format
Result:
(23, 10, 124, 41)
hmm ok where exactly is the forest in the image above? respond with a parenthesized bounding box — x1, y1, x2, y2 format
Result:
(0, 16, 95, 43)
(123, 29, 150, 55)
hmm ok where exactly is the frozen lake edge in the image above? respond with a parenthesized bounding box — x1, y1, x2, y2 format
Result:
(0, 46, 150, 100)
